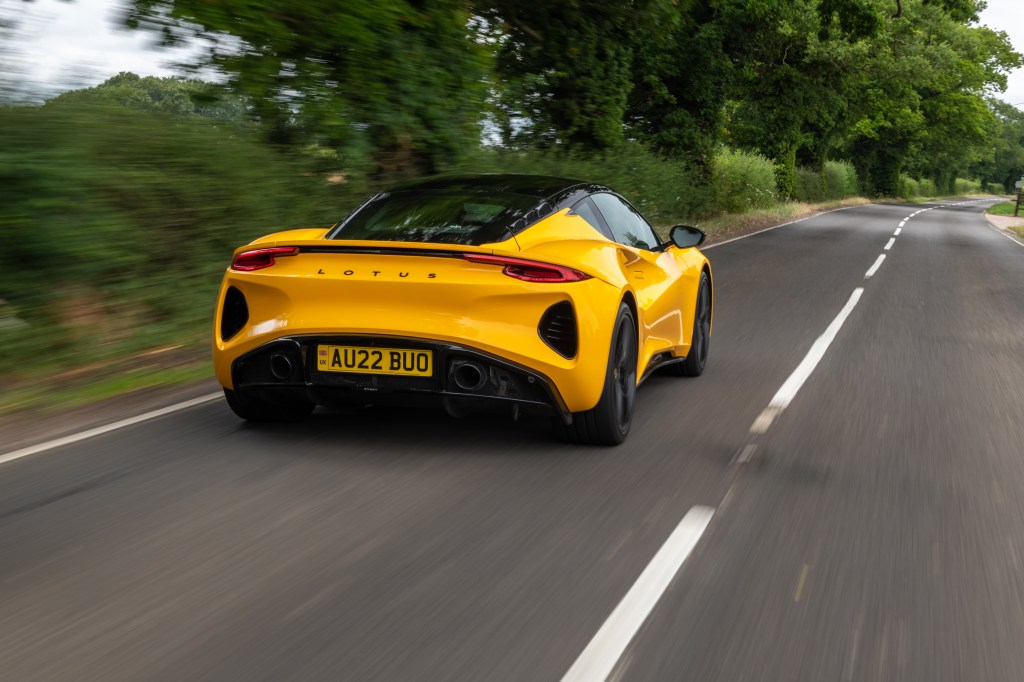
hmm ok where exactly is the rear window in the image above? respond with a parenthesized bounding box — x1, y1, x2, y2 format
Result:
(329, 190, 549, 245)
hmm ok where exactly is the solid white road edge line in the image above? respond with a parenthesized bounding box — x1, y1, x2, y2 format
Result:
(983, 221, 1024, 249)
(559, 506, 716, 682)
(884, 238, 895, 250)
(0, 393, 222, 467)
(864, 254, 886, 278)
(703, 205, 860, 250)
(749, 288, 864, 434)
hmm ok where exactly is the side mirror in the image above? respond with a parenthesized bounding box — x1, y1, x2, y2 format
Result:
(669, 225, 706, 249)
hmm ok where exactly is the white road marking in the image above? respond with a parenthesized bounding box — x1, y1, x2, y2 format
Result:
(864, 254, 886, 278)
(749, 406, 781, 434)
(736, 444, 758, 464)
(560, 506, 715, 682)
(0, 393, 222, 467)
(982, 221, 1024, 249)
(748, 288, 864, 435)
(894, 227, 901, 236)
(898, 220, 906, 227)
(884, 238, 895, 250)
(703, 206, 858, 250)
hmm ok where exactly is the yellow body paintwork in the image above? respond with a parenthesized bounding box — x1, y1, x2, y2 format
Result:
(212, 208, 712, 413)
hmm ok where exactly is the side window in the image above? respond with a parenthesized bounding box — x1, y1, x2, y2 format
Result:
(590, 193, 660, 250)
(570, 197, 614, 240)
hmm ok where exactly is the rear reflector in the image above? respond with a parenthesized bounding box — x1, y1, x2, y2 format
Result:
(231, 247, 298, 271)
(462, 254, 591, 283)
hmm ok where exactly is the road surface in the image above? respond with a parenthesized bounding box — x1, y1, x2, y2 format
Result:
(2, 199, 1023, 681)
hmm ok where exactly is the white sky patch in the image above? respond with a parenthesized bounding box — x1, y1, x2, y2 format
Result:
(2, 0, 203, 99)
(979, 0, 1024, 108)
(1, 0, 1022, 109)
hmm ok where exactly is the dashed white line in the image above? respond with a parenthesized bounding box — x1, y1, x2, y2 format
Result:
(884, 238, 895, 250)
(894, 227, 901, 236)
(748, 288, 864, 434)
(0, 393, 222, 467)
(898, 220, 906, 227)
(864, 254, 886, 278)
(560, 506, 715, 682)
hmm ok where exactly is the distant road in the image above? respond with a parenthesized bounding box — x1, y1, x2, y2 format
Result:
(2, 198, 1023, 681)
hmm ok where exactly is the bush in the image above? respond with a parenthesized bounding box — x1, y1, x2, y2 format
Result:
(793, 161, 860, 203)
(985, 182, 1005, 195)
(953, 178, 981, 195)
(917, 178, 938, 196)
(824, 161, 859, 199)
(899, 175, 920, 199)
(794, 168, 825, 203)
(711, 148, 777, 213)
(899, 175, 939, 199)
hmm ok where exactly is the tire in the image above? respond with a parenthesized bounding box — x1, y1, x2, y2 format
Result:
(223, 387, 314, 422)
(560, 303, 637, 446)
(667, 271, 710, 377)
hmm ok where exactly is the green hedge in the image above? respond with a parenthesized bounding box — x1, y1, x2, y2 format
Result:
(793, 161, 859, 203)
(0, 103, 353, 375)
(953, 178, 981, 195)
(899, 175, 938, 199)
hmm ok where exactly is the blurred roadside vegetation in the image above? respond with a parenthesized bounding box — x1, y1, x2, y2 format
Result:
(2, 0, 1023, 413)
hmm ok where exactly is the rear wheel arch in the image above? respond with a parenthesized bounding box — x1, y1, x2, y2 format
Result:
(620, 290, 640, 352)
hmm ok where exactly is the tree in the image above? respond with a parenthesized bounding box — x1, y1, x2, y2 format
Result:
(45, 72, 249, 120)
(125, 0, 491, 177)
(626, 0, 732, 179)
(974, 99, 1024, 191)
(842, 1, 1019, 195)
(724, 0, 874, 198)
(482, 1, 663, 151)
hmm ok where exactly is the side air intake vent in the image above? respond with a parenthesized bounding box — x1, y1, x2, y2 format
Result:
(538, 301, 578, 359)
(220, 286, 249, 341)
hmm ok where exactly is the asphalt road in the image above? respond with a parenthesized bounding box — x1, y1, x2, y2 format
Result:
(2, 199, 1023, 681)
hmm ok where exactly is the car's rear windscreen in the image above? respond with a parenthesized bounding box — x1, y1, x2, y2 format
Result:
(328, 190, 547, 245)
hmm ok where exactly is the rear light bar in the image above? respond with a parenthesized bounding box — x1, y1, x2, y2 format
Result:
(463, 254, 591, 283)
(231, 247, 298, 271)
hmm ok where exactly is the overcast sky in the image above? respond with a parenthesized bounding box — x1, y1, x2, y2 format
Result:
(4, 0, 1024, 107)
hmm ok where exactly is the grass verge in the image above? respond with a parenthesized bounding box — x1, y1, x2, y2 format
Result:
(988, 200, 1022, 216)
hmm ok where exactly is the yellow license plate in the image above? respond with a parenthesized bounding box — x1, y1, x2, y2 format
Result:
(316, 345, 433, 377)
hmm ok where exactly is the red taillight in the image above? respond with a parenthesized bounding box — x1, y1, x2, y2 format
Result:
(231, 247, 298, 271)
(463, 254, 591, 283)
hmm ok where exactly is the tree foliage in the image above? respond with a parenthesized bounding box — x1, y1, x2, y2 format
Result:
(124, 0, 491, 176)
(45, 72, 249, 120)
(24, 0, 1024, 192)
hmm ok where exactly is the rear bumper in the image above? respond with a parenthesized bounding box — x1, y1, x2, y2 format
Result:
(229, 335, 572, 423)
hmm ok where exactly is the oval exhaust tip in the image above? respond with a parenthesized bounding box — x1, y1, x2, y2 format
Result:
(452, 361, 487, 392)
(270, 353, 294, 380)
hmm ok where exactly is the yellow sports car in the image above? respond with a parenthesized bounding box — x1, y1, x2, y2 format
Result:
(213, 175, 712, 444)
